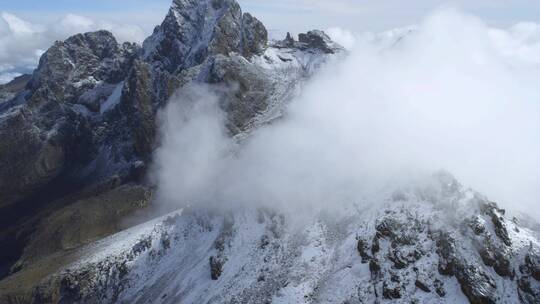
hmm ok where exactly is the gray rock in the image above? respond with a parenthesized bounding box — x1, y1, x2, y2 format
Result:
(241, 13, 268, 57)
(526, 249, 540, 281)
(273, 30, 343, 55)
(29, 30, 137, 105)
(206, 54, 275, 133)
(435, 232, 457, 276)
(481, 202, 512, 247)
(143, 0, 267, 73)
(479, 236, 513, 278)
(455, 263, 497, 304)
(518, 277, 540, 304)
(0, 31, 138, 212)
(382, 279, 402, 299)
(298, 30, 341, 54)
(415, 279, 431, 293)
(356, 238, 370, 263)
(210, 256, 224, 280)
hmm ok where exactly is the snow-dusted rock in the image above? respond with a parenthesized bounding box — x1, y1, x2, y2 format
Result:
(2, 173, 539, 303)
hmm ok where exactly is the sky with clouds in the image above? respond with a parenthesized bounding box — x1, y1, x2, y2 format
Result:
(2, 0, 540, 34)
(1, 0, 540, 83)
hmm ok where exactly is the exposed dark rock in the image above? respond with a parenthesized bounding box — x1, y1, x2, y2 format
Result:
(376, 217, 401, 239)
(284, 32, 295, 47)
(388, 244, 423, 270)
(132, 237, 152, 256)
(415, 279, 431, 293)
(526, 248, 540, 281)
(0, 30, 138, 213)
(479, 237, 513, 278)
(469, 216, 486, 235)
(376, 213, 422, 247)
(518, 277, 540, 304)
(298, 30, 340, 54)
(456, 263, 497, 304)
(435, 230, 498, 303)
(118, 59, 157, 160)
(382, 280, 402, 299)
(273, 30, 343, 55)
(143, 0, 267, 73)
(260, 235, 270, 249)
(241, 13, 268, 57)
(357, 239, 370, 263)
(29, 30, 137, 105)
(435, 232, 457, 276)
(0, 108, 66, 208)
(210, 256, 224, 280)
(371, 234, 380, 254)
(369, 259, 381, 277)
(434, 279, 446, 297)
(206, 54, 275, 133)
(481, 202, 512, 247)
(58, 275, 83, 304)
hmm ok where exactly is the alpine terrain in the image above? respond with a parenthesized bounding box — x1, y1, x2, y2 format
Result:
(0, 0, 539, 303)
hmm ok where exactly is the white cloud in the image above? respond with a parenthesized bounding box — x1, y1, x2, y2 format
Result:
(154, 9, 540, 219)
(1, 12, 37, 35)
(489, 22, 540, 66)
(240, 0, 540, 37)
(326, 27, 356, 50)
(0, 12, 146, 84)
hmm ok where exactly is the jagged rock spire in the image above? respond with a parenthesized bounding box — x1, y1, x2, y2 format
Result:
(142, 0, 268, 73)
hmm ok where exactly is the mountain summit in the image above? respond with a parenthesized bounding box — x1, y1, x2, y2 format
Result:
(143, 0, 268, 71)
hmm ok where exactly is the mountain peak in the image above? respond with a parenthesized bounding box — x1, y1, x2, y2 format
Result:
(142, 0, 267, 73)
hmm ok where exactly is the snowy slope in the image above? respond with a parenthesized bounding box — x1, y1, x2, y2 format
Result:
(19, 172, 539, 303)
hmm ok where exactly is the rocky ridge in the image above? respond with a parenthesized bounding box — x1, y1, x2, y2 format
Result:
(2, 173, 540, 303)
(0, 0, 343, 293)
(0, 0, 341, 212)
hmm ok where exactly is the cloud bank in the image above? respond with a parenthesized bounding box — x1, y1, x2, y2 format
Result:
(0, 12, 146, 84)
(155, 9, 540, 218)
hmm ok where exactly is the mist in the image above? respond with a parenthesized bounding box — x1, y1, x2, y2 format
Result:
(154, 9, 540, 218)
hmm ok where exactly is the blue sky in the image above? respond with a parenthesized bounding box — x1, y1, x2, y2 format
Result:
(2, 0, 540, 34)
(0, 0, 169, 12)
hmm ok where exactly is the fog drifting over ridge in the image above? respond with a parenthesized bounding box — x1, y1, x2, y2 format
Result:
(154, 9, 539, 218)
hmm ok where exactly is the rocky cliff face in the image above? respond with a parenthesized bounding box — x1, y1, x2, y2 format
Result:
(0, 0, 340, 215)
(1, 0, 539, 304)
(0, 0, 343, 294)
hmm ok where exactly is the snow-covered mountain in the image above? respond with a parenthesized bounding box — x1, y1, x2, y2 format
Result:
(3, 172, 540, 303)
(0, 0, 539, 303)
